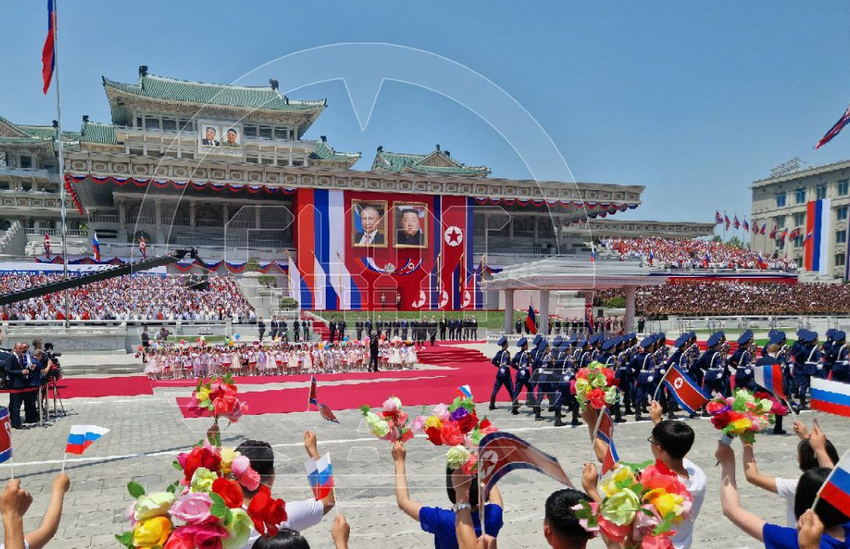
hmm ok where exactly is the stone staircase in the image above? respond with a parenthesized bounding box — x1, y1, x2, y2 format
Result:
(0, 221, 25, 256)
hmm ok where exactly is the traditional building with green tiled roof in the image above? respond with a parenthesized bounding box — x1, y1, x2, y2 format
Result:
(371, 144, 490, 178)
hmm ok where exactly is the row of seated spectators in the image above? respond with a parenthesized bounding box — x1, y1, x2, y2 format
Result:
(595, 281, 850, 316)
(0, 273, 255, 321)
(598, 236, 798, 271)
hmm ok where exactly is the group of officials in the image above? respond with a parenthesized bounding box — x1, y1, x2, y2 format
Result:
(0, 334, 53, 430)
(488, 326, 849, 431)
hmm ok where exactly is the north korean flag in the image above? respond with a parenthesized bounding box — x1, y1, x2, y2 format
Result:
(662, 365, 710, 415)
(478, 432, 572, 499)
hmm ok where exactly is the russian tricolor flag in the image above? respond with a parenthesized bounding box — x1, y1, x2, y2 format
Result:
(457, 385, 473, 399)
(65, 425, 109, 455)
(753, 364, 786, 400)
(525, 305, 537, 335)
(814, 450, 850, 514)
(92, 232, 101, 262)
(811, 378, 850, 418)
(805, 199, 832, 275)
(662, 365, 710, 415)
(42, 0, 56, 94)
(305, 453, 334, 500)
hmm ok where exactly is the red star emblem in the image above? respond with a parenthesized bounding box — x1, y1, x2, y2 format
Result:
(444, 226, 463, 247)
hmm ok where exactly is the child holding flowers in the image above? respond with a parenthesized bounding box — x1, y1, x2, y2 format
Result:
(391, 441, 504, 549)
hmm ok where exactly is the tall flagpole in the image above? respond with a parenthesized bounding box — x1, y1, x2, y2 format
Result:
(52, 0, 70, 329)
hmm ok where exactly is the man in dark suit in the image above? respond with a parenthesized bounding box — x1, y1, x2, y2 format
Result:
(354, 206, 385, 245)
(329, 318, 337, 343)
(270, 316, 279, 341)
(364, 318, 373, 338)
(202, 127, 220, 146)
(369, 333, 380, 372)
(395, 209, 424, 246)
(6, 343, 29, 429)
(355, 318, 363, 340)
(401, 320, 409, 341)
(439, 318, 447, 340)
(257, 318, 266, 342)
(338, 318, 346, 341)
(301, 320, 309, 341)
(279, 319, 288, 342)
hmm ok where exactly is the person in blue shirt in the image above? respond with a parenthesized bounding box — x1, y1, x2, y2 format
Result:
(716, 440, 850, 549)
(392, 442, 503, 549)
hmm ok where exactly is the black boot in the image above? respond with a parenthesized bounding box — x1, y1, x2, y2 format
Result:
(773, 414, 787, 435)
(511, 401, 520, 415)
(534, 406, 543, 421)
(799, 394, 809, 411)
(489, 398, 496, 411)
(613, 404, 626, 423)
(554, 408, 566, 427)
(624, 404, 635, 416)
(570, 408, 582, 427)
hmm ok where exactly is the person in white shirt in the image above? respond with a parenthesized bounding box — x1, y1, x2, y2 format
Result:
(237, 431, 335, 549)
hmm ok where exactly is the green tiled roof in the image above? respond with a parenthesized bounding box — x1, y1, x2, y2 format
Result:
(80, 121, 117, 144)
(372, 147, 490, 177)
(0, 136, 48, 146)
(103, 74, 326, 112)
(309, 140, 361, 164)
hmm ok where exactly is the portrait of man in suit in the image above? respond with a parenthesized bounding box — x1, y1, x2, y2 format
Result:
(352, 201, 388, 247)
(222, 128, 240, 147)
(202, 126, 219, 146)
(394, 203, 427, 248)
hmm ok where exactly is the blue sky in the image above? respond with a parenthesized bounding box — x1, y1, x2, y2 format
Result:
(2, 1, 850, 227)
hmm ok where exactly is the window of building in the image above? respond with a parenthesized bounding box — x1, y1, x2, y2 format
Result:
(243, 126, 257, 138)
(19, 155, 32, 169)
(776, 192, 786, 207)
(793, 235, 803, 248)
(793, 212, 805, 226)
(839, 180, 849, 196)
(135, 116, 143, 128)
(838, 230, 847, 245)
(179, 119, 194, 133)
(795, 188, 806, 204)
(259, 126, 273, 139)
(816, 185, 827, 200)
(776, 215, 786, 228)
(838, 206, 849, 221)
(777, 239, 785, 250)
(145, 117, 160, 130)
(261, 157, 274, 165)
(837, 254, 846, 267)
(162, 118, 177, 132)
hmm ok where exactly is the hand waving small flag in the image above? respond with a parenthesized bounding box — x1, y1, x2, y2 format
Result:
(478, 432, 571, 499)
(457, 385, 473, 399)
(753, 364, 786, 400)
(65, 425, 109, 455)
(0, 407, 12, 464)
(813, 450, 850, 513)
(305, 453, 334, 500)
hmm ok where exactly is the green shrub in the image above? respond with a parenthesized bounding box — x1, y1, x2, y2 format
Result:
(604, 296, 626, 308)
(257, 275, 277, 287)
(279, 296, 299, 310)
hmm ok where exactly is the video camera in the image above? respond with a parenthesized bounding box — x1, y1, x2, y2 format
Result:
(43, 342, 63, 381)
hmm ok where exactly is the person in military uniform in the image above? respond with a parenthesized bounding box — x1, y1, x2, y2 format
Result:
(552, 341, 582, 427)
(531, 338, 557, 420)
(791, 330, 820, 410)
(270, 316, 279, 341)
(831, 331, 849, 382)
(755, 336, 789, 435)
(699, 331, 728, 405)
(510, 337, 534, 415)
(599, 337, 626, 423)
(730, 330, 756, 392)
(651, 334, 677, 420)
(355, 318, 363, 341)
(488, 336, 513, 410)
(631, 335, 657, 421)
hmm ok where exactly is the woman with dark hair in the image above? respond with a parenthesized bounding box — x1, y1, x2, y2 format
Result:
(392, 442, 504, 549)
(252, 515, 350, 549)
(742, 421, 839, 527)
(717, 440, 850, 548)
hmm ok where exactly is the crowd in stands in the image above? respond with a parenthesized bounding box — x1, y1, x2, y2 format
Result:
(0, 273, 254, 321)
(596, 281, 850, 316)
(599, 237, 798, 271)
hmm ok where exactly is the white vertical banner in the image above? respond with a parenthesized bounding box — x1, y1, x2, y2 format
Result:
(327, 190, 349, 310)
(288, 252, 301, 301)
(313, 253, 327, 310)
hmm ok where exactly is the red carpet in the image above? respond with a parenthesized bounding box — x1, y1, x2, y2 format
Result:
(55, 376, 154, 398)
(175, 345, 504, 417)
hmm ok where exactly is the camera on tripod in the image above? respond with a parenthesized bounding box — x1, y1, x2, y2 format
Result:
(43, 342, 63, 381)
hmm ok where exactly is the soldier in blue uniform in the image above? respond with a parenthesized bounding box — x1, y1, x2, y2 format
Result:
(511, 337, 534, 415)
(730, 330, 756, 392)
(700, 331, 728, 402)
(553, 342, 581, 427)
(613, 336, 634, 418)
(531, 339, 553, 420)
(536, 336, 564, 416)
(489, 336, 513, 410)
(831, 331, 849, 382)
(599, 337, 627, 423)
(792, 330, 820, 410)
(631, 335, 656, 422)
(755, 335, 789, 435)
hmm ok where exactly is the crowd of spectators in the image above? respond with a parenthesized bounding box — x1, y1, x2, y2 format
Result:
(0, 273, 255, 322)
(599, 237, 798, 271)
(596, 281, 850, 316)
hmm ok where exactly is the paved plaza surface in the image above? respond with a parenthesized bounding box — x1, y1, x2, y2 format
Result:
(4, 348, 848, 549)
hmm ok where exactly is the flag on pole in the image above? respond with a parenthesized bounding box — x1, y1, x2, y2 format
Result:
(42, 0, 57, 94)
(44, 233, 51, 259)
(760, 222, 767, 235)
(733, 215, 740, 230)
(525, 305, 537, 335)
(814, 102, 850, 149)
(811, 378, 850, 418)
(65, 425, 109, 455)
(308, 376, 318, 406)
(789, 227, 801, 240)
(0, 407, 12, 464)
(139, 235, 146, 259)
(590, 248, 596, 263)
(312, 252, 326, 310)
(743, 219, 750, 232)
(317, 403, 339, 423)
(648, 250, 654, 265)
(457, 385, 473, 399)
(813, 450, 850, 511)
(305, 453, 335, 500)
(752, 364, 786, 400)
(662, 365, 711, 415)
(593, 408, 619, 475)
(92, 232, 101, 262)
(724, 215, 731, 230)
(478, 432, 572, 499)
(780, 227, 789, 241)
(286, 251, 303, 302)
(715, 210, 723, 225)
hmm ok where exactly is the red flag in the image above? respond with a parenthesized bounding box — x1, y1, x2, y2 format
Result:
(724, 215, 731, 230)
(42, 0, 56, 94)
(733, 215, 740, 230)
(0, 407, 12, 463)
(318, 403, 339, 423)
(44, 233, 51, 259)
(139, 236, 147, 259)
(308, 376, 318, 406)
(525, 305, 537, 335)
(662, 365, 710, 415)
(593, 408, 619, 475)
(769, 225, 777, 239)
(478, 432, 572, 499)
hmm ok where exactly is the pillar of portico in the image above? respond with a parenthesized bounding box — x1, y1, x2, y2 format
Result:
(222, 203, 229, 226)
(117, 198, 128, 240)
(624, 285, 636, 333)
(255, 205, 262, 229)
(189, 201, 196, 229)
(584, 290, 596, 334)
(533, 216, 539, 244)
(154, 199, 164, 242)
(503, 289, 515, 334)
(538, 289, 550, 335)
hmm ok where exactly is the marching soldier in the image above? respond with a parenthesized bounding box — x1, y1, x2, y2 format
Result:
(730, 330, 756, 392)
(792, 330, 820, 410)
(631, 335, 656, 422)
(489, 336, 513, 410)
(532, 340, 556, 420)
(511, 337, 534, 415)
(599, 337, 627, 423)
(831, 331, 849, 382)
(699, 331, 728, 402)
(755, 336, 789, 435)
(553, 341, 581, 427)
(821, 329, 837, 380)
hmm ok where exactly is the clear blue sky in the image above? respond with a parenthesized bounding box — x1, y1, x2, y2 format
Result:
(2, 1, 850, 227)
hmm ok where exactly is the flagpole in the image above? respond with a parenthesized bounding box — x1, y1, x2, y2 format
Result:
(61, 452, 67, 473)
(652, 366, 672, 402)
(52, 0, 70, 329)
(589, 405, 606, 461)
(477, 466, 486, 537)
(9, 457, 14, 480)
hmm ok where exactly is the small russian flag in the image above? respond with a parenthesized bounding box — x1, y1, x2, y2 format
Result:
(753, 364, 786, 400)
(305, 453, 334, 500)
(814, 450, 850, 514)
(457, 385, 473, 399)
(65, 425, 109, 455)
(811, 378, 850, 418)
